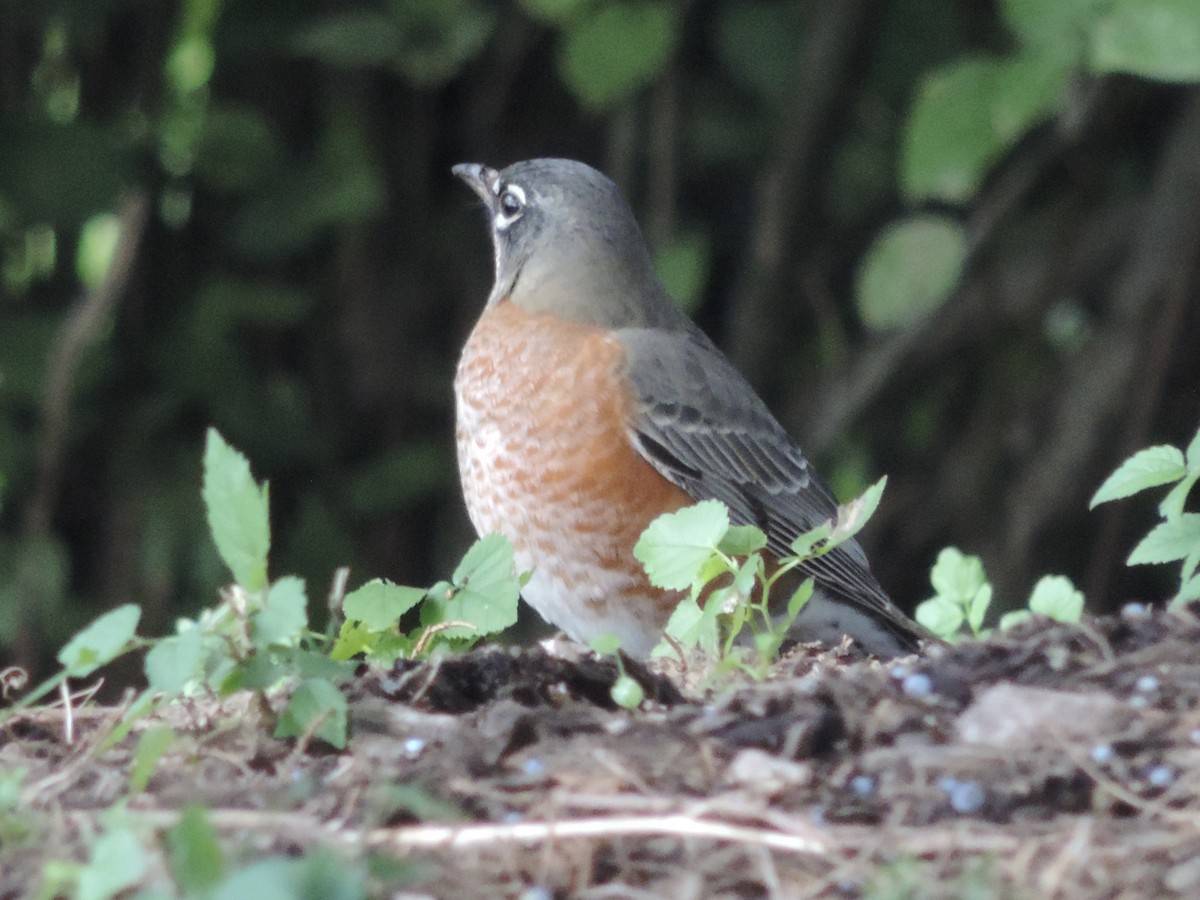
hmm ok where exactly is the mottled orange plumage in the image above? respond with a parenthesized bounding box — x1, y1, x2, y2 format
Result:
(456, 299, 692, 655)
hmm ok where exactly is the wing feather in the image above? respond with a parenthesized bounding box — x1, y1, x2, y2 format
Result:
(617, 325, 922, 649)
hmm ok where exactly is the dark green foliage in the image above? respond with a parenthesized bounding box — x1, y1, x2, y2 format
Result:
(2, 0, 1199, 677)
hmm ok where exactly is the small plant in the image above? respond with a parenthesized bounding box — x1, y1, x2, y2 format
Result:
(1090, 424, 1200, 606)
(589, 633, 646, 710)
(634, 478, 887, 676)
(915, 548, 1084, 641)
(3, 429, 523, 752)
(329, 532, 523, 664)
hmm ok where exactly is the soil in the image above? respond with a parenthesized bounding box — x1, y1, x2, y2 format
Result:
(3, 604, 1200, 898)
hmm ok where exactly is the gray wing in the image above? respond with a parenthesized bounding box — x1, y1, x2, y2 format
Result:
(617, 324, 922, 649)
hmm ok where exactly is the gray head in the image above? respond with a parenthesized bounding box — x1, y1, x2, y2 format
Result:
(453, 158, 682, 329)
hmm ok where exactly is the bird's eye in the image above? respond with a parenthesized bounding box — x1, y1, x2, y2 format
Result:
(500, 189, 522, 216)
(495, 184, 526, 229)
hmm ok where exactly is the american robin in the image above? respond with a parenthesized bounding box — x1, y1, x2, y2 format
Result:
(453, 158, 929, 658)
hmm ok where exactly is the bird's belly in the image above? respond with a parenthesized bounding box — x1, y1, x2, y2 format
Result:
(454, 302, 691, 655)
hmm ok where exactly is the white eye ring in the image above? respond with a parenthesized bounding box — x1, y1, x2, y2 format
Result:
(495, 184, 526, 230)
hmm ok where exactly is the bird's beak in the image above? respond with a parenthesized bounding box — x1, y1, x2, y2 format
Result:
(452, 163, 501, 207)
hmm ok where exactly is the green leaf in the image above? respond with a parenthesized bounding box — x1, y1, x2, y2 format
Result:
(655, 595, 716, 655)
(712, 1, 808, 107)
(789, 520, 833, 559)
(294, 649, 357, 682)
(829, 476, 888, 545)
(719, 524, 768, 557)
(519, 0, 595, 24)
(57, 604, 142, 678)
(251, 576, 309, 648)
(76, 213, 121, 289)
(128, 726, 174, 793)
(610, 674, 645, 709)
(292, 12, 401, 68)
(77, 827, 148, 900)
(1128, 514, 1200, 565)
(1089, 0, 1200, 83)
(903, 55, 1068, 203)
(654, 231, 712, 313)
(231, 111, 386, 261)
(144, 628, 204, 695)
(275, 678, 348, 749)
(168, 805, 227, 893)
(342, 579, 426, 631)
(966, 583, 993, 634)
(1000, 0, 1101, 57)
(727, 554, 761, 605)
(329, 620, 379, 661)
(558, 2, 680, 111)
(999, 609, 1032, 630)
(391, 0, 496, 86)
(202, 429, 270, 591)
(420, 534, 521, 640)
(1090, 444, 1186, 507)
(1027, 575, 1085, 622)
(589, 632, 623, 655)
(1183, 546, 1200, 584)
(915, 595, 965, 638)
(211, 851, 364, 900)
(635, 500, 730, 590)
(786, 578, 815, 621)
(1186, 424, 1200, 470)
(1159, 470, 1200, 521)
(857, 216, 967, 330)
(195, 103, 286, 193)
(929, 547, 988, 600)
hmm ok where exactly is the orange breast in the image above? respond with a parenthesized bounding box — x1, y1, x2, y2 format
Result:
(454, 299, 693, 653)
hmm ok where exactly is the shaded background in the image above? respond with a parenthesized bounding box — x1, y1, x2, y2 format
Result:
(2, 0, 1198, 674)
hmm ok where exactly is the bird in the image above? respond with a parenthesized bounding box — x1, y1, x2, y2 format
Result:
(452, 158, 930, 658)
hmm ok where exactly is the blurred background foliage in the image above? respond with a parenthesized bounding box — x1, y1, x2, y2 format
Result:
(2, 0, 1199, 674)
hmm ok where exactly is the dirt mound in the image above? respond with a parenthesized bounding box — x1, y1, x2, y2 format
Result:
(3, 604, 1199, 897)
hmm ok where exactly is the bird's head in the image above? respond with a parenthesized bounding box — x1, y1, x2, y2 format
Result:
(453, 158, 678, 329)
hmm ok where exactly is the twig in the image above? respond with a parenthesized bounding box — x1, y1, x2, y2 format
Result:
(58, 680, 74, 745)
(412, 620, 476, 657)
(25, 190, 150, 538)
(327, 566, 351, 629)
(17, 190, 149, 670)
(360, 814, 829, 855)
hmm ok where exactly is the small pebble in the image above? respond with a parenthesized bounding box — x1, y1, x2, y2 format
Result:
(502, 810, 523, 823)
(1147, 765, 1175, 788)
(521, 757, 546, 777)
(1090, 744, 1114, 764)
(888, 663, 909, 680)
(1190, 728, 1200, 745)
(1129, 695, 1149, 710)
(402, 737, 426, 756)
(938, 777, 984, 813)
(902, 672, 932, 698)
(1135, 675, 1160, 693)
(849, 775, 876, 797)
(521, 888, 553, 900)
(1121, 602, 1149, 619)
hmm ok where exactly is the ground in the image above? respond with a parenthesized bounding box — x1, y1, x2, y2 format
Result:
(3, 604, 1199, 898)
